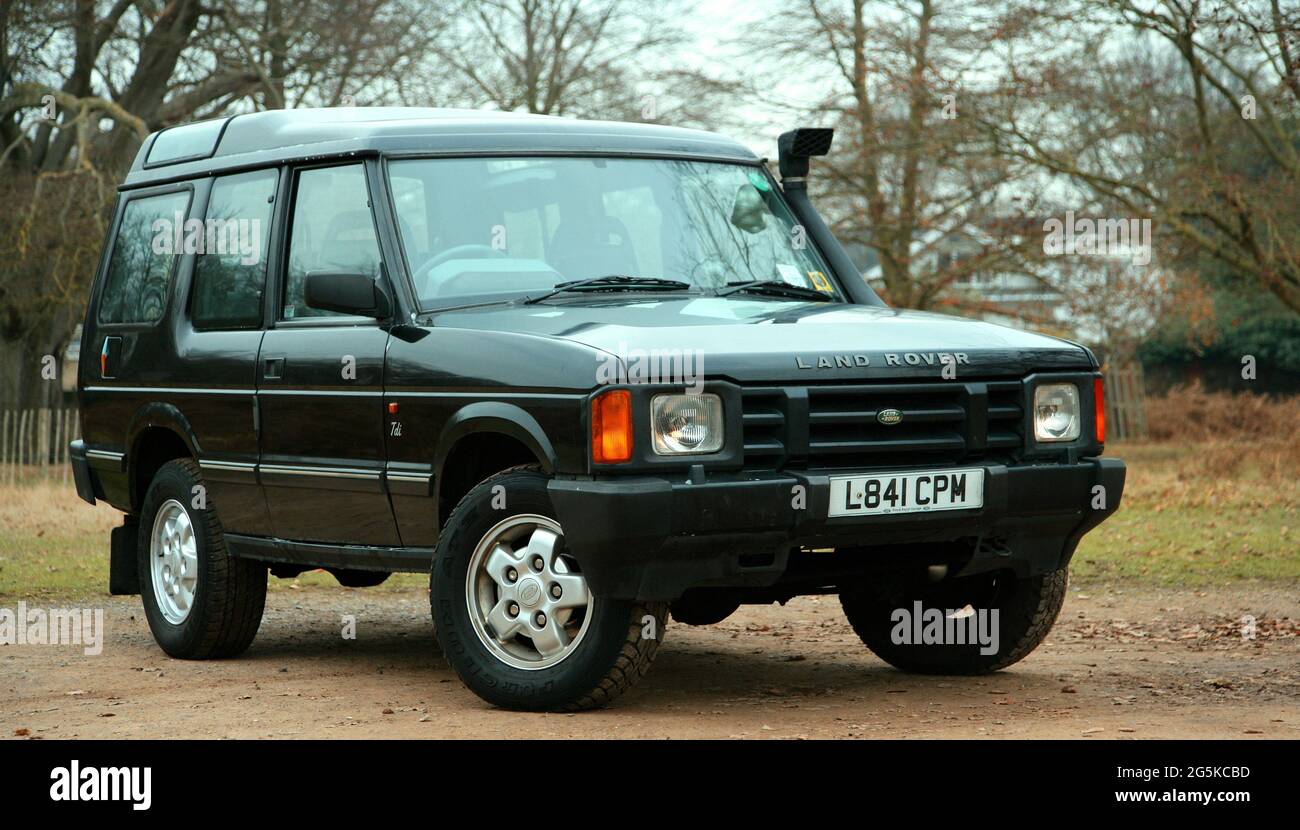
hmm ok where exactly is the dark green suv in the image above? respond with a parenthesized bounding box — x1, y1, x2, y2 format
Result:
(71, 108, 1124, 711)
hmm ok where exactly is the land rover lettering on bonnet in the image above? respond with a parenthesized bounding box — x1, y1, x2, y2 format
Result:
(71, 108, 1125, 711)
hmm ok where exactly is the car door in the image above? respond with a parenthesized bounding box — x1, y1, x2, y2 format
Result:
(256, 161, 400, 545)
(79, 183, 195, 509)
(177, 168, 280, 536)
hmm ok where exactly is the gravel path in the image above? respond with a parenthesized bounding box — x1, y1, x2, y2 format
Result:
(4, 582, 1296, 739)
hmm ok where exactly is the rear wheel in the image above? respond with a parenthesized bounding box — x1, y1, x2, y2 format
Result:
(431, 466, 667, 711)
(840, 568, 1067, 674)
(137, 459, 266, 659)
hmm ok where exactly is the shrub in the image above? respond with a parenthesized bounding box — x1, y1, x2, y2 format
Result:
(1143, 383, 1300, 443)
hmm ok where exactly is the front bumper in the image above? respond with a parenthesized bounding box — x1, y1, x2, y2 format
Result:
(549, 458, 1126, 601)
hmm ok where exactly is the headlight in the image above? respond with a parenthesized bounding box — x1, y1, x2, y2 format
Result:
(651, 393, 723, 455)
(1033, 383, 1081, 442)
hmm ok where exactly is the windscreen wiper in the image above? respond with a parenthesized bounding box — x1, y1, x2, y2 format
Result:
(718, 280, 835, 302)
(524, 275, 693, 304)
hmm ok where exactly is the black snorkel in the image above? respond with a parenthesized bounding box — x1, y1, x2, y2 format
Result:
(777, 127, 885, 307)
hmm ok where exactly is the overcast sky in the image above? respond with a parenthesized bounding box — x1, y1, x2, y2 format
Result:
(679, 0, 810, 155)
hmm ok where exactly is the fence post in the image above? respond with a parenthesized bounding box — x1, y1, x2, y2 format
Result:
(1134, 364, 1148, 438)
(1, 410, 9, 484)
(18, 410, 28, 479)
(58, 407, 67, 483)
(1104, 363, 1149, 442)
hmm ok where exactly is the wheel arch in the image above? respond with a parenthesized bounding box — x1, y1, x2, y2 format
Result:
(434, 402, 557, 527)
(125, 403, 201, 512)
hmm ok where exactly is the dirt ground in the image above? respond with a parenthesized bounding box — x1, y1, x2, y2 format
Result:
(3, 581, 1296, 740)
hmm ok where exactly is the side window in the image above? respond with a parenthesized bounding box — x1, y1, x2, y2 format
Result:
(191, 169, 276, 329)
(283, 165, 381, 319)
(98, 190, 192, 324)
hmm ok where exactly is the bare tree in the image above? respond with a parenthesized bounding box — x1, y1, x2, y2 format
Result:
(741, 0, 1058, 311)
(990, 0, 1300, 313)
(0, 0, 454, 409)
(430, 0, 737, 128)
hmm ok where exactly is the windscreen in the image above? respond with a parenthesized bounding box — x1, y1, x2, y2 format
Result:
(386, 156, 839, 307)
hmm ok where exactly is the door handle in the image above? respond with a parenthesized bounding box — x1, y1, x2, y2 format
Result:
(262, 357, 285, 380)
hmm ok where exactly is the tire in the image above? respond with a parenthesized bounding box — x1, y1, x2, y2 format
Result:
(431, 465, 667, 711)
(137, 458, 266, 659)
(840, 568, 1068, 674)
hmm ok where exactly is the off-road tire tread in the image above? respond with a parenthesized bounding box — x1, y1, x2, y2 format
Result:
(433, 464, 668, 711)
(565, 601, 668, 711)
(992, 568, 1068, 671)
(841, 568, 1068, 675)
(142, 459, 266, 659)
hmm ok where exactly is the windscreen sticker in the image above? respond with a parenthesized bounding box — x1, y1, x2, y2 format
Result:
(807, 270, 834, 293)
(776, 263, 805, 286)
(748, 171, 772, 192)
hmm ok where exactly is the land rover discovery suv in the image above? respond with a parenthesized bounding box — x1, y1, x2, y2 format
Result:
(71, 108, 1125, 711)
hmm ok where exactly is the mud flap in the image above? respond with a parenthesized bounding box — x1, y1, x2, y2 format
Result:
(109, 518, 140, 595)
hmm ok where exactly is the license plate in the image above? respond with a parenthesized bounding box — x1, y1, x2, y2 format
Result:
(827, 468, 984, 517)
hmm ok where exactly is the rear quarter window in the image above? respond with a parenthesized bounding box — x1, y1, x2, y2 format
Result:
(98, 190, 192, 325)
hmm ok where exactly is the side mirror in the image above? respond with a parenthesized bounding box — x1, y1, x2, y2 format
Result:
(304, 271, 392, 318)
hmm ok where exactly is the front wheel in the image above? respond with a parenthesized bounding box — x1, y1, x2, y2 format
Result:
(840, 568, 1068, 674)
(430, 466, 667, 711)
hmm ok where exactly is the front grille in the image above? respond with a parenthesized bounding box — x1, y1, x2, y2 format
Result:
(741, 380, 1024, 470)
(986, 383, 1025, 452)
(739, 388, 787, 465)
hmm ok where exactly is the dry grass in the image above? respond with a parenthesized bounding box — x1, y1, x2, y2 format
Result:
(1143, 384, 1300, 443)
(1115, 441, 1299, 508)
(1, 431, 1296, 598)
(0, 470, 424, 598)
(1073, 439, 1297, 584)
(0, 474, 121, 597)
(1071, 387, 1300, 584)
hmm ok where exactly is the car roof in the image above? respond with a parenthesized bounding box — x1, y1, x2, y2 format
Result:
(123, 107, 762, 188)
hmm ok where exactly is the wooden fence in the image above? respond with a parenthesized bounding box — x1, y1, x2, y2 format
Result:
(0, 407, 81, 484)
(1104, 363, 1148, 441)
